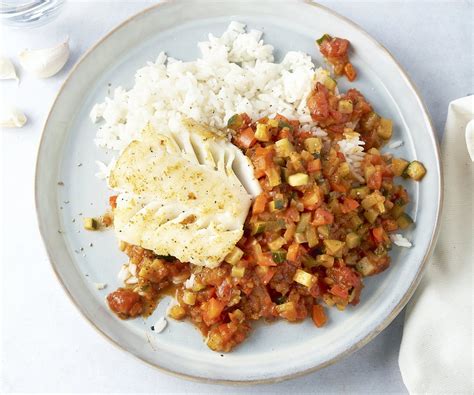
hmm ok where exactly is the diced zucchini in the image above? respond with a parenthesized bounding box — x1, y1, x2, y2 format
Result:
(356, 257, 376, 276)
(338, 99, 353, 114)
(316, 33, 332, 45)
(350, 186, 370, 199)
(183, 291, 197, 305)
(278, 121, 293, 131)
(275, 138, 295, 157)
(269, 199, 285, 212)
(364, 208, 379, 224)
(376, 118, 393, 140)
(255, 123, 271, 142)
(302, 254, 318, 268)
(304, 137, 323, 154)
(323, 76, 337, 91)
(225, 246, 244, 265)
(227, 114, 243, 130)
(83, 217, 98, 230)
(231, 266, 246, 278)
(275, 301, 296, 315)
(268, 237, 286, 251)
(391, 158, 409, 177)
(305, 226, 319, 248)
(266, 219, 286, 232)
(288, 173, 309, 187)
(168, 305, 186, 320)
(293, 269, 316, 287)
(368, 147, 380, 156)
(294, 232, 307, 244)
(251, 221, 266, 235)
(350, 214, 364, 228)
(266, 167, 282, 187)
(346, 232, 361, 249)
(361, 191, 384, 210)
(404, 160, 427, 181)
(324, 239, 345, 257)
(390, 203, 406, 219)
(316, 254, 335, 268)
(361, 111, 380, 132)
(296, 212, 312, 233)
(397, 213, 414, 229)
(268, 119, 279, 128)
(272, 250, 287, 264)
(337, 162, 351, 177)
(375, 201, 386, 214)
(364, 165, 376, 184)
(317, 225, 330, 239)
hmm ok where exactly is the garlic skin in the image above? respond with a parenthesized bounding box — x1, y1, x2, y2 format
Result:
(0, 105, 27, 128)
(19, 39, 69, 79)
(0, 57, 18, 81)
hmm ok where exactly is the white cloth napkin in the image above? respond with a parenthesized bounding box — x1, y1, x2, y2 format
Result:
(399, 96, 474, 394)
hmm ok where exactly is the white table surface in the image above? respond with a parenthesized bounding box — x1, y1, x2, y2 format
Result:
(0, 1, 471, 393)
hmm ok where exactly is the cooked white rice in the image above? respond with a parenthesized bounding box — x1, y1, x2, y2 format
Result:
(91, 21, 330, 152)
(338, 132, 366, 181)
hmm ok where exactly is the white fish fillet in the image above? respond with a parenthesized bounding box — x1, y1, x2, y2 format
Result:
(109, 123, 260, 268)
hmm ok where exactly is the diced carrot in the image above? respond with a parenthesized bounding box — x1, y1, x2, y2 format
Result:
(109, 195, 117, 209)
(307, 158, 322, 172)
(371, 227, 385, 244)
(253, 193, 268, 215)
(312, 304, 327, 328)
(344, 63, 357, 81)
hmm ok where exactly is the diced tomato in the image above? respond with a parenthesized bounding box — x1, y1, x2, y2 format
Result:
(312, 208, 334, 226)
(307, 83, 330, 122)
(257, 267, 276, 285)
(287, 243, 300, 262)
(330, 181, 348, 193)
(285, 206, 300, 222)
(367, 170, 382, 190)
(201, 298, 226, 326)
(234, 127, 256, 149)
(341, 197, 359, 213)
(344, 63, 357, 81)
(382, 219, 398, 232)
(307, 158, 322, 172)
(109, 195, 117, 209)
(329, 284, 348, 299)
(312, 304, 327, 328)
(253, 193, 268, 215)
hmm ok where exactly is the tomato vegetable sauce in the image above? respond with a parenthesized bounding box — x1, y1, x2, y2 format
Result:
(105, 36, 426, 353)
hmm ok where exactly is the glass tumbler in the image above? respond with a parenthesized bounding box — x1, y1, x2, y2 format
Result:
(0, 0, 65, 28)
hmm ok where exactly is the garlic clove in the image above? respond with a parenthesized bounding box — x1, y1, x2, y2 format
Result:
(0, 56, 19, 81)
(0, 105, 27, 128)
(19, 38, 70, 79)
(466, 120, 474, 162)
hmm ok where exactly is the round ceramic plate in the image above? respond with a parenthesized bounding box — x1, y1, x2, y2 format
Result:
(36, 0, 442, 384)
